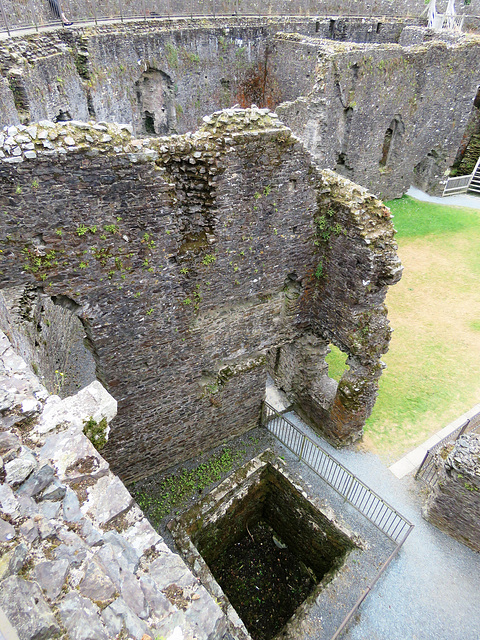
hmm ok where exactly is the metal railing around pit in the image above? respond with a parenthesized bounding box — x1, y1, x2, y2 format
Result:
(415, 408, 480, 486)
(262, 401, 414, 640)
(262, 401, 413, 544)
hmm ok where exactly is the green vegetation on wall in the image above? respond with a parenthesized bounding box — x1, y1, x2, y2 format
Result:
(83, 416, 108, 450)
(454, 133, 480, 176)
(131, 446, 249, 527)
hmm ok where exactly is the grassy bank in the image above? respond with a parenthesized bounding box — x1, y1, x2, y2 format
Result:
(364, 196, 480, 462)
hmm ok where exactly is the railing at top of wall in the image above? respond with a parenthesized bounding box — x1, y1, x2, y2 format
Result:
(261, 401, 413, 544)
(1, 0, 237, 35)
(1, 0, 478, 37)
(0, 0, 430, 36)
(431, 12, 465, 30)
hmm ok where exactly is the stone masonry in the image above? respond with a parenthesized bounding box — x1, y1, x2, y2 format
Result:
(1, 0, 479, 31)
(0, 111, 401, 482)
(0, 9, 476, 640)
(0, 329, 226, 640)
(0, 18, 479, 200)
(423, 434, 480, 553)
(0, 18, 419, 134)
(271, 33, 480, 198)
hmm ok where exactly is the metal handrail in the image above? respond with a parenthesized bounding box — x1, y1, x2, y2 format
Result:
(261, 400, 414, 640)
(443, 173, 473, 196)
(0, 0, 432, 36)
(262, 401, 413, 543)
(329, 524, 413, 640)
(467, 155, 480, 192)
(1, 0, 478, 34)
(444, 155, 480, 196)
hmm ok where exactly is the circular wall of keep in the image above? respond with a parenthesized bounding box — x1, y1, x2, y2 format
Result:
(1, 0, 480, 31)
(1, 17, 479, 199)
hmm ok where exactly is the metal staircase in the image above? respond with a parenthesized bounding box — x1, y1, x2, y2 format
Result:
(467, 157, 480, 195)
(443, 156, 480, 197)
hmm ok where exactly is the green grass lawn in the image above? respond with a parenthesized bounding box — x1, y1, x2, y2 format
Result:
(364, 196, 480, 463)
(325, 344, 349, 382)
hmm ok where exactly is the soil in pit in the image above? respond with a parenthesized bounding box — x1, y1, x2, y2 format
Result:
(209, 519, 318, 640)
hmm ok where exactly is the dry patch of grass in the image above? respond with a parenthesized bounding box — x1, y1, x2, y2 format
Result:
(365, 196, 480, 463)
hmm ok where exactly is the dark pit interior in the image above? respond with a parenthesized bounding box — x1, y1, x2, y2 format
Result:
(208, 518, 316, 640)
(188, 463, 356, 640)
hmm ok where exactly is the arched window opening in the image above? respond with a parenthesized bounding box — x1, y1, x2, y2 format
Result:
(379, 115, 404, 169)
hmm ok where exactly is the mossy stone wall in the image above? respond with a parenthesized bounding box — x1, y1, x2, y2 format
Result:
(0, 111, 399, 481)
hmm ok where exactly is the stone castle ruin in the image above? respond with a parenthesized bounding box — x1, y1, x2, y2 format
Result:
(0, 110, 401, 483)
(0, 13, 479, 481)
(0, 5, 479, 640)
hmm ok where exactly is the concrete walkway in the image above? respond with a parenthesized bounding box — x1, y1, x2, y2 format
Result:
(265, 378, 480, 639)
(406, 186, 480, 210)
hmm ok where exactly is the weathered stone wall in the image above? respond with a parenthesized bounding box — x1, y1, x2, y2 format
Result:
(269, 170, 401, 442)
(272, 35, 480, 198)
(0, 76, 19, 126)
(0, 21, 271, 130)
(423, 434, 480, 553)
(1, 0, 479, 30)
(0, 111, 400, 481)
(1, 19, 479, 198)
(451, 87, 480, 176)
(77, 23, 274, 135)
(0, 17, 423, 133)
(0, 330, 226, 640)
(0, 287, 97, 398)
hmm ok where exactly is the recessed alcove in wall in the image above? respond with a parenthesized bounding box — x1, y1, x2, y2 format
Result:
(379, 115, 405, 169)
(135, 68, 176, 136)
(170, 453, 357, 640)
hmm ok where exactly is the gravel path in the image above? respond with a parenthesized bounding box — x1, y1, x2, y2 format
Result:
(284, 411, 480, 640)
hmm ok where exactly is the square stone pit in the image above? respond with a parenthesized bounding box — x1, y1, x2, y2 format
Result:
(169, 450, 362, 640)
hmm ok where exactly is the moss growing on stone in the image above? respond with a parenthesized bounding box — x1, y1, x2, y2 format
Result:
(131, 446, 247, 526)
(82, 416, 108, 450)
